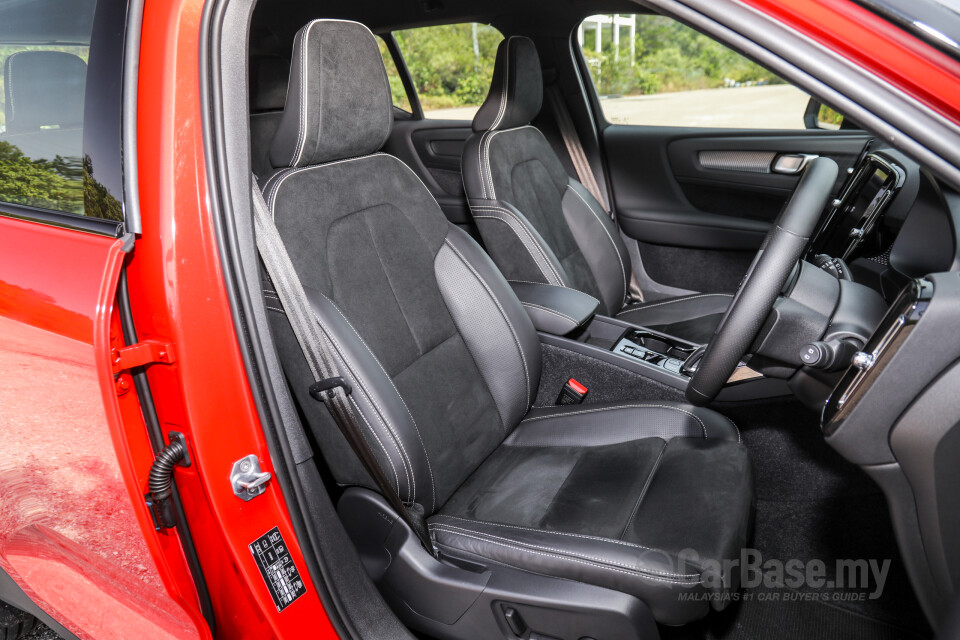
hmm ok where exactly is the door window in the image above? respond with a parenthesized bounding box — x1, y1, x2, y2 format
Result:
(0, 1, 123, 222)
(393, 23, 504, 120)
(578, 14, 811, 129)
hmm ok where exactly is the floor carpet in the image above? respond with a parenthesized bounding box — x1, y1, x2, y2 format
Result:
(662, 398, 933, 640)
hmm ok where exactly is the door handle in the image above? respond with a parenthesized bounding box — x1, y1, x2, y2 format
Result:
(772, 153, 819, 174)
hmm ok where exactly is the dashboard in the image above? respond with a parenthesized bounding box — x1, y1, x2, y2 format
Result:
(808, 146, 960, 301)
(811, 144, 960, 625)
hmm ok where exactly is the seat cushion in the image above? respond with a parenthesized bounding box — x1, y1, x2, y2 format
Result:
(430, 402, 752, 626)
(617, 293, 734, 344)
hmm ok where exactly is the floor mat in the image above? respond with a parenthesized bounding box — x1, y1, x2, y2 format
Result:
(696, 590, 928, 640)
(662, 398, 934, 640)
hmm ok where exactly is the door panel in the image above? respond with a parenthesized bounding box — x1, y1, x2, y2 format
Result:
(384, 119, 476, 234)
(0, 217, 205, 640)
(604, 125, 871, 292)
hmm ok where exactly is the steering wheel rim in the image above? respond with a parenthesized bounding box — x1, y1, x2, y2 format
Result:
(685, 157, 839, 406)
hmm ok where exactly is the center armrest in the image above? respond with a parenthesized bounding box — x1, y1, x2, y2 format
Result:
(509, 282, 599, 336)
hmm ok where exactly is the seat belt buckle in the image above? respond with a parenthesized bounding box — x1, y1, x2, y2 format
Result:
(556, 378, 588, 405)
(309, 376, 352, 402)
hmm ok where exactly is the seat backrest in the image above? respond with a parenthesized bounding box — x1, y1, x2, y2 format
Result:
(1, 50, 85, 165)
(260, 20, 541, 515)
(461, 37, 631, 316)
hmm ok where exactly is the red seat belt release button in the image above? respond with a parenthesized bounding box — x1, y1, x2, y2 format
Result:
(557, 378, 588, 405)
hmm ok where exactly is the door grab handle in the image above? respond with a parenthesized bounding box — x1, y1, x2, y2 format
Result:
(772, 153, 819, 174)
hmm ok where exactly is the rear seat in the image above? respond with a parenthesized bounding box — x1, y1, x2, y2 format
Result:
(249, 55, 289, 177)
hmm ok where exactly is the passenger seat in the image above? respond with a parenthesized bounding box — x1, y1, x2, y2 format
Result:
(461, 38, 733, 343)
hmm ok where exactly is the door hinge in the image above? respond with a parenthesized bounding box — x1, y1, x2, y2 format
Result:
(112, 339, 175, 373)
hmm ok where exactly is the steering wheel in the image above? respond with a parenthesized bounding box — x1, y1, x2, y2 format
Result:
(686, 157, 839, 406)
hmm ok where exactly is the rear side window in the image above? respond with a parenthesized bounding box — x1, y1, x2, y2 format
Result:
(0, 1, 122, 222)
(393, 23, 504, 120)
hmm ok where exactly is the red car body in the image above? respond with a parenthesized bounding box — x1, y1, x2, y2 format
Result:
(0, 0, 956, 638)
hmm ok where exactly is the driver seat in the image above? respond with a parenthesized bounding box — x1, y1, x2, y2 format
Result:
(260, 19, 753, 631)
(462, 37, 732, 343)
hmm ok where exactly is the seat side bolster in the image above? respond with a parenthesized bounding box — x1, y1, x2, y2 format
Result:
(304, 287, 437, 512)
(463, 132, 569, 287)
(561, 180, 632, 316)
(436, 227, 541, 429)
(427, 515, 713, 626)
(515, 402, 740, 444)
(429, 515, 704, 583)
(471, 199, 568, 287)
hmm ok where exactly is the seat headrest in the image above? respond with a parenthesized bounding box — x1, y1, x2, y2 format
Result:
(472, 36, 542, 133)
(269, 20, 393, 169)
(3, 51, 86, 134)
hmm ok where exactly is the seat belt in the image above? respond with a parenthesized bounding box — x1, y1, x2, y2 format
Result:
(545, 82, 645, 303)
(545, 83, 610, 214)
(251, 182, 436, 557)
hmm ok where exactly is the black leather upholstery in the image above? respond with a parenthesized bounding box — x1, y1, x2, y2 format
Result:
(509, 281, 599, 336)
(462, 37, 732, 342)
(618, 293, 734, 345)
(263, 20, 753, 627)
(433, 403, 750, 625)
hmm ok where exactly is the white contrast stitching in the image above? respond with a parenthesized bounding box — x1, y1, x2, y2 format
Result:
(520, 403, 708, 439)
(348, 395, 402, 496)
(489, 36, 515, 132)
(264, 153, 385, 215)
(315, 310, 416, 502)
(472, 206, 566, 286)
(444, 239, 531, 409)
(618, 293, 732, 315)
(520, 302, 577, 325)
(430, 523, 700, 580)
(320, 296, 437, 511)
(472, 215, 558, 286)
(291, 25, 312, 166)
(565, 184, 628, 306)
(430, 526, 702, 585)
(508, 280, 570, 288)
(622, 441, 667, 539)
(431, 514, 661, 552)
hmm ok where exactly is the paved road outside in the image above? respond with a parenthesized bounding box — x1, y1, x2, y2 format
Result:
(425, 84, 812, 130)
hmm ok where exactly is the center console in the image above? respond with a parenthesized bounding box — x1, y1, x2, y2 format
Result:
(537, 312, 790, 402)
(611, 328, 698, 376)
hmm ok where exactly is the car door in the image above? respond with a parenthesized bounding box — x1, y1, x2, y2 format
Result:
(577, 14, 871, 295)
(0, 1, 207, 637)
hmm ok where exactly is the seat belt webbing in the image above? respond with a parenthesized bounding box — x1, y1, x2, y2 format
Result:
(252, 182, 436, 556)
(546, 83, 645, 303)
(546, 83, 610, 214)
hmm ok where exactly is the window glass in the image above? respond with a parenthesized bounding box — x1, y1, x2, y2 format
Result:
(394, 23, 504, 120)
(0, 42, 89, 214)
(578, 15, 810, 129)
(377, 37, 413, 113)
